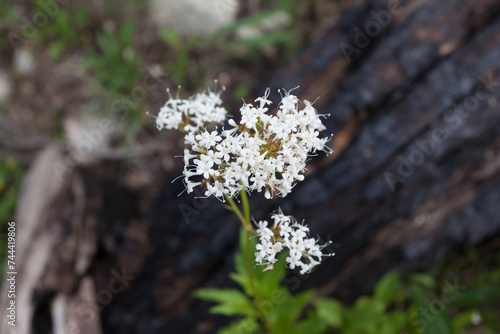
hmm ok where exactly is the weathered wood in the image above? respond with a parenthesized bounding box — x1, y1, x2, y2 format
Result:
(3, 0, 500, 333)
(0, 145, 102, 334)
(101, 0, 500, 332)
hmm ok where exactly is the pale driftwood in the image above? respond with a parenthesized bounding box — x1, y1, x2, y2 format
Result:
(0, 145, 101, 334)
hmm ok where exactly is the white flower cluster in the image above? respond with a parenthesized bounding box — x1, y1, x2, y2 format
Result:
(180, 88, 331, 200)
(254, 210, 334, 274)
(156, 86, 227, 133)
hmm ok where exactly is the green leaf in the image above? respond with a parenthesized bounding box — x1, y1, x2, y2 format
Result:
(120, 18, 136, 46)
(75, 4, 90, 28)
(270, 289, 315, 331)
(231, 227, 287, 300)
(377, 311, 407, 334)
(452, 309, 479, 330)
(214, 10, 282, 40)
(374, 271, 401, 305)
(48, 41, 65, 61)
(288, 288, 316, 324)
(194, 288, 255, 316)
(230, 228, 252, 294)
(223, 30, 293, 51)
(345, 296, 386, 332)
(411, 287, 453, 334)
(256, 251, 287, 299)
(0, 186, 17, 223)
(218, 316, 260, 334)
(292, 318, 327, 334)
(314, 298, 343, 327)
(410, 273, 437, 290)
(275, 0, 294, 13)
(229, 271, 251, 294)
(159, 28, 182, 48)
(452, 284, 500, 308)
(235, 84, 251, 100)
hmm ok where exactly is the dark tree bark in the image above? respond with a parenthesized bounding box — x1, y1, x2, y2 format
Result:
(2, 0, 500, 333)
(101, 0, 500, 332)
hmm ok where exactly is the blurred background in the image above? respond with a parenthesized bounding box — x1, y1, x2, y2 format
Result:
(0, 0, 500, 333)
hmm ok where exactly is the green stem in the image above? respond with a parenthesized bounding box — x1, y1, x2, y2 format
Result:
(240, 190, 251, 227)
(224, 194, 247, 228)
(224, 191, 273, 332)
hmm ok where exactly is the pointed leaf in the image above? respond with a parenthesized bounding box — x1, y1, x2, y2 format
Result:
(411, 287, 454, 334)
(292, 318, 327, 334)
(256, 251, 287, 299)
(194, 288, 255, 316)
(374, 271, 401, 305)
(218, 316, 260, 334)
(314, 298, 343, 327)
(452, 284, 500, 307)
(377, 311, 407, 334)
(410, 273, 437, 290)
(229, 272, 252, 296)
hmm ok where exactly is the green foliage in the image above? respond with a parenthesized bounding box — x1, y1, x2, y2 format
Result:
(80, 18, 144, 133)
(405, 259, 500, 334)
(158, 28, 203, 87)
(409, 272, 437, 290)
(213, 1, 299, 59)
(314, 272, 407, 334)
(0, 1, 17, 51)
(195, 228, 409, 334)
(374, 270, 401, 304)
(34, 3, 91, 60)
(82, 18, 141, 96)
(195, 226, 318, 333)
(235, 83, 252, 100)
(314, 298, 343, 327)
(194, 288, 255, 316)
(195, 231, 500, 334)
(0, 0, 17, 23)
(218, 316, 260, 334)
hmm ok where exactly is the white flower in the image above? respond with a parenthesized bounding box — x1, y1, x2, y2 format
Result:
(156, 85, 227, 133)
(176, 88, 331, 201)
(205, 181, 228, 198)
(196, 130, 222, 148)
(256, 220, 273, 238)
(205, 149, 222, 165)
(254, 209, 334, 273)
(194, 155, 216, 179)
(155, 85, 335, 272)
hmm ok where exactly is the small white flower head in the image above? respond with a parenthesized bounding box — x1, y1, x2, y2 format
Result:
(253, 209, 334, 274)
(177, 88, 331, 201)
(156, 84, 227, 133)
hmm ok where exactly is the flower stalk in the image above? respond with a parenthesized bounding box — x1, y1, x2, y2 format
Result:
(225, 191, 273, 331)
(155, 84, 335, 331)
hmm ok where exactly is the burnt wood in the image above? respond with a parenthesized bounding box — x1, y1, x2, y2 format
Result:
(2, 0, 500, 333)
